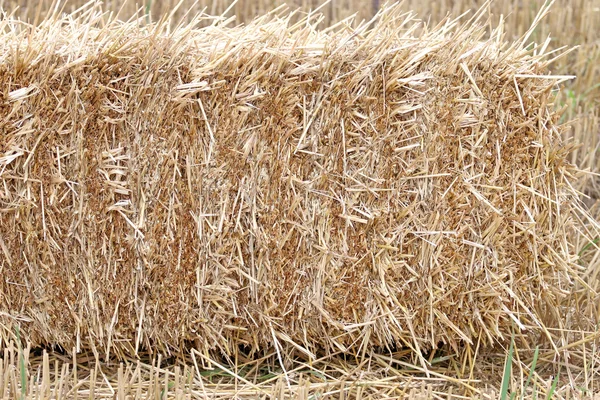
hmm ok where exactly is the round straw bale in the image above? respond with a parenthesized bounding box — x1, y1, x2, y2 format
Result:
(0, 6, 590, 358)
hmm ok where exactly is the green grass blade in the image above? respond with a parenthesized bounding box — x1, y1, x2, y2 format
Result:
(159, 381, 174, 399)
(578, 237, 599, 258)
(16, 326, 26, 400)
(546, 372, 560, 400)
(521, 346, 539, 400)
(145, 0, 152, 24)
(500, 336, 514, 400)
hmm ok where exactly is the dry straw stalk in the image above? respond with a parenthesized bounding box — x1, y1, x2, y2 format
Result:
(0, 2, 595, 363)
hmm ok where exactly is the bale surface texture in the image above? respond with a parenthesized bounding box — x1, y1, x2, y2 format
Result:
(0, 7, 584, 357)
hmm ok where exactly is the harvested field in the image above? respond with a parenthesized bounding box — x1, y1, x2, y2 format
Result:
(1, 1, 600, 399)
